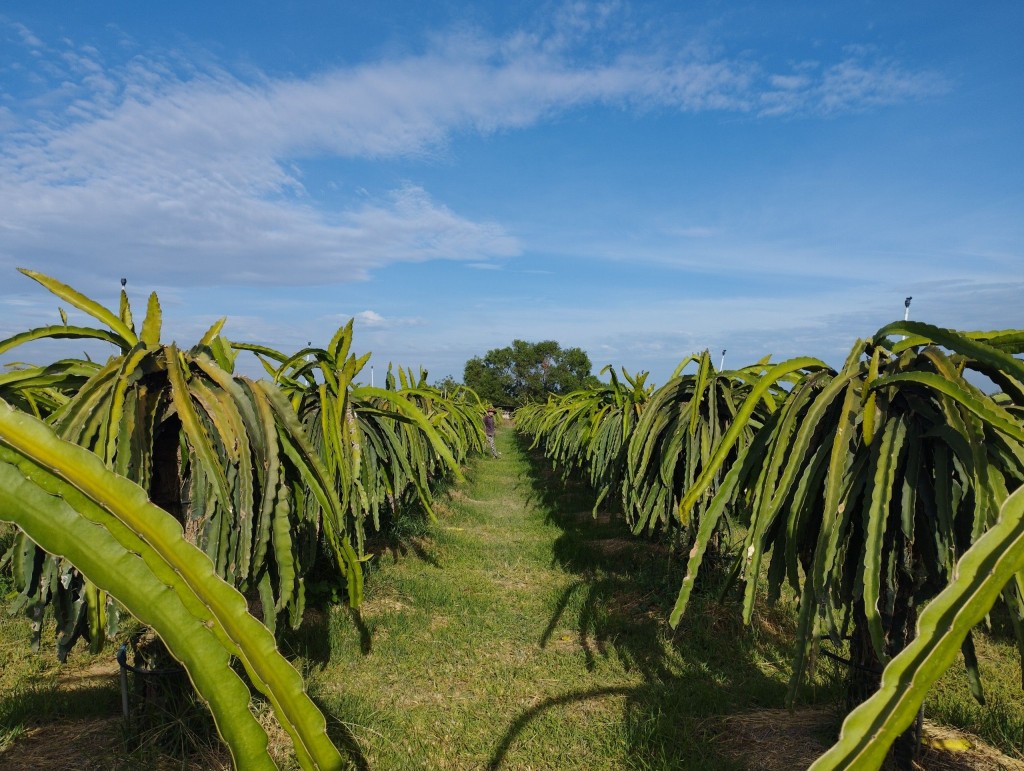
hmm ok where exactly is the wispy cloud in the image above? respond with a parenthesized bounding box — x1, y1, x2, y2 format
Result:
(355, 310, 386, 326)
(0, 14, 946, 291)
(398, 275, 1024, 384)
(9, 20, 44, 48)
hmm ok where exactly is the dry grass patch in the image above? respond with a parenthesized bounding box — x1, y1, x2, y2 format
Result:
(714, 707, 1024, 771)
(357, 594, 412, 618)
(917, 723, 1024, 770)
(0, 717, 123, 771)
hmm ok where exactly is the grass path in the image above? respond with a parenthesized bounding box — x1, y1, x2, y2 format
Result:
(2, 426, 1021, 768)
(300, 428, 812, 770)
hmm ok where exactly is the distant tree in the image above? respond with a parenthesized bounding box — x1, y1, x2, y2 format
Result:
(463, 340, 599, 406)
(434, 374, 461, 394)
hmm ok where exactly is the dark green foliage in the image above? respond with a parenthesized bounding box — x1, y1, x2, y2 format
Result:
(517, 365, 652, 520)
(433, 374, 461, 393)
(234, 329, 481, 549)
(0, 270, 362, 659)
(463, 339, 599, 406)
(674, 325, 1024, 698)
(518, 325, 1024, 767)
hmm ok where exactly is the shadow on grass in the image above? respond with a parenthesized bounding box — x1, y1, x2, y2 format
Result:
(487, 686, 635, 770)
(283, 516, 446, 665)
(314, 696, 371, 771)
(362, 533, 444, 571)
(490, 433, 841, 769)
(0, 677, 120, 730)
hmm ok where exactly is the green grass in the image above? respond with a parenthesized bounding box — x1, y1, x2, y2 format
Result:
(299, 429, 841, 769)
(0, 611, 122, 758)
(926, 629, 1024, 754)
(1, 430, 1022, 768)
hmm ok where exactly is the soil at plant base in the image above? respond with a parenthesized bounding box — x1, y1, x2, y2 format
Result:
(0, 657, 233, 770)
(0, 717, 123, 771)
(3, 429, 1022, 769)
(715, 707, 1024, 771)
(0, 659, 122, 771)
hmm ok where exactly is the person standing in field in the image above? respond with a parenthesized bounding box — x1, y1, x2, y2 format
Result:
(484, 407, 500, 458)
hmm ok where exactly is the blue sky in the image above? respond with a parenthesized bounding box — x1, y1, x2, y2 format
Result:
(1, 2, 1021, 385)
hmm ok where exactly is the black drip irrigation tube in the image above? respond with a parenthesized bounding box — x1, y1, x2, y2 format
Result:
(115, 643, 185, 718)
(817, 635, 884, 676)
(817, 647, 884, 675)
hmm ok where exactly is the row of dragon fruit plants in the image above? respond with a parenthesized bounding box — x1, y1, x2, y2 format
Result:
(515, 323, 1024, 768)
(0, 269, 491, 769)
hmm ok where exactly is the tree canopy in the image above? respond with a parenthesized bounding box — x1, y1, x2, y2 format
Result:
(463, 340, 599, 406)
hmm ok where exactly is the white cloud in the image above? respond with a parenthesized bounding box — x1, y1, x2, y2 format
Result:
(0, 175, 519, 288)
(0, 16, 947, 292)
(815, 55, 946, 114)
(769, 73, 811, 90)
(11, 21, 44, 48)
(356, 310, 386, 326)
(392, 276, 1024, 386)
(759, 52, 946, 117)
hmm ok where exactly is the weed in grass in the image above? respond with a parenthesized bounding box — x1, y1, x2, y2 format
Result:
(119, 683, 221, 768)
